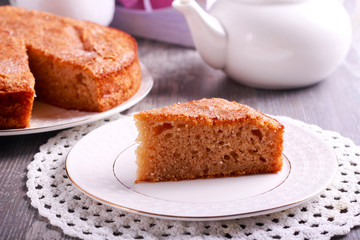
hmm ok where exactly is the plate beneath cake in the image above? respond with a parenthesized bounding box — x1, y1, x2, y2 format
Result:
(65, 116, 338, 221)
(0, 63, 153, 136)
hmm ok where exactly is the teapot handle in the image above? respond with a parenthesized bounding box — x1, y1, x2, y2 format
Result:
(353, 0, 360, 40)
(342, 0, 360, 40)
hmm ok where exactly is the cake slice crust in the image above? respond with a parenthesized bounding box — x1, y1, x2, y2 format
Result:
(0, 31, 35, 129)
(134, 98, 284, 183)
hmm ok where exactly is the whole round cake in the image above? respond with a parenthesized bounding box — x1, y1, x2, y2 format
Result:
(0, 6, 141, 129)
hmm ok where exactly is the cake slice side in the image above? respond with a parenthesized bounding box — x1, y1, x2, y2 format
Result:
(134, 98, 284, 182)
(0, 32, 35, 129)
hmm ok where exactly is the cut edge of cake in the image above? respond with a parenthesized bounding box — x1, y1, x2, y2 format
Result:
(0, 31, 35, 129)
(134, 98, 284, 183)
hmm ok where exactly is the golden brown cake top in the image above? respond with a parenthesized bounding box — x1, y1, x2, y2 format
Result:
(135, 98, 284, 130)
(0, 6, 138, 78)
(0, 31, 34, 93)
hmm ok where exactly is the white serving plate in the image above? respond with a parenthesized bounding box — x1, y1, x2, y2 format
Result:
(0, 63, 153, 136)
(65, 116, 338, 221)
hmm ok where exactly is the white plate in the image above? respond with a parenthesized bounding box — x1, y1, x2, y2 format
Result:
(65, 116, 338, 221)
(0, 63, 153, 136)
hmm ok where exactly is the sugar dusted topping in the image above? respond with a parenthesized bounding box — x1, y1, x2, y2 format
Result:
(0, 6, 137, 78)
(135, 98, 284, 130)
(0, 31, 34, 93)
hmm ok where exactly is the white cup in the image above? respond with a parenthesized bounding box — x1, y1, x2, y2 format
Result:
(10, 0, 115, 26)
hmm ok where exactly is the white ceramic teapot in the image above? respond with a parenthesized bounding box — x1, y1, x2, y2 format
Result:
(173, 0, 357, 89)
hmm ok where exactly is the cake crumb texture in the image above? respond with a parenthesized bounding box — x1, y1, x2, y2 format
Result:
(0, 31, 35, 129)
(134, 98, 284, 182)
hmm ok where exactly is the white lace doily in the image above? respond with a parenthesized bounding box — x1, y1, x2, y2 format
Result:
(27, 114, 360, 240)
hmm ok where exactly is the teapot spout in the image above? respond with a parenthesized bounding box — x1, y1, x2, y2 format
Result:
(172, 0, 227, 69)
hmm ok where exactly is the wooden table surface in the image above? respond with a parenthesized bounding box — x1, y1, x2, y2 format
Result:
(1, 2, 360, 239)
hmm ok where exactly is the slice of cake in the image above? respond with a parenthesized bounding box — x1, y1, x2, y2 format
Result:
(134, 98, 284, 182)
(0, 31, 35, 129)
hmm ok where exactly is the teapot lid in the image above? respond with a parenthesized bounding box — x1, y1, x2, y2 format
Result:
(219, 0, 309, 3)
(245, 0, 308, 2)
(206, 0, 309, 8)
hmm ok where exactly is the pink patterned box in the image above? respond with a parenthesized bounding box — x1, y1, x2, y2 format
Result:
(111, 0, 208, 47)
